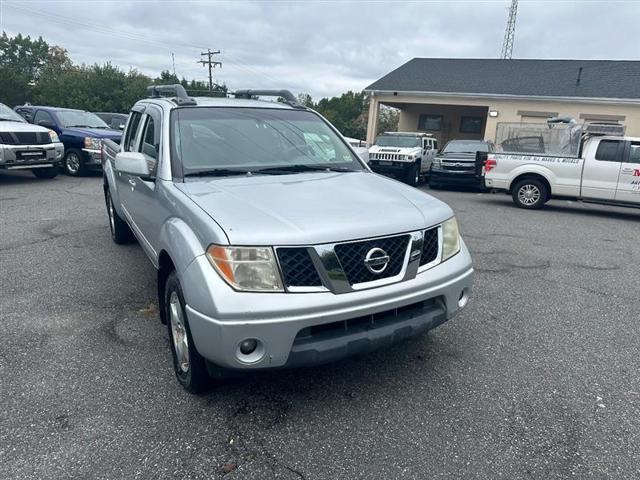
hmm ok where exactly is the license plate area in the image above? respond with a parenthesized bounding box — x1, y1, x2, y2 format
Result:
(379, 161, 393, 166)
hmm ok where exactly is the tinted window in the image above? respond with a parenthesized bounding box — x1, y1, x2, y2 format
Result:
(628, 142, 640, 164)
(595, 140, 621, 162)
(418, 115, 442, 131)
(33, 110, 54, 126)
(140, 116, 157, 160)
(124, 111, 143, 152)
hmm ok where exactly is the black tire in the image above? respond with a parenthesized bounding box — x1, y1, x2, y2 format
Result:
(165, 271, 210, 394)
(32, 167, 58, 179)
(512, 178, 548, 209)
(64, 148, 86, 176)
(105, 188, 134, 244)
(404, 162, 420, 186)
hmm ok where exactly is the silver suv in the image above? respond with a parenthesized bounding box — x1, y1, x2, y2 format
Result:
(103, 86, 473, 393)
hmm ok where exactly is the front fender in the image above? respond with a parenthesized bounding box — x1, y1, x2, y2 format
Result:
(157, 217, 208, 276)
(103, 160, 127, 218)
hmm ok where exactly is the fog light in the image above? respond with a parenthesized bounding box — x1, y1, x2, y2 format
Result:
(239, 339, 258, 355)
(458, 290, 469, 308)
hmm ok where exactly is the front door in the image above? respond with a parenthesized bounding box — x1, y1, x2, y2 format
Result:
(615, 141, 640, 204)
(581, 138, 624, 200)
(122, 109, 165, 259)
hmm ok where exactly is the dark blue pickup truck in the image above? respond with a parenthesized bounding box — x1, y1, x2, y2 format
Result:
(14, 106, 122, 176)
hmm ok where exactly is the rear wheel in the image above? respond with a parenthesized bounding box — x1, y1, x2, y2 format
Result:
(165, 271, 210, 394)
(512, 178, 548, 209)
(64, 149, 85, 176)
(32, 167, 58, 179)
(105, 188, 134, 244)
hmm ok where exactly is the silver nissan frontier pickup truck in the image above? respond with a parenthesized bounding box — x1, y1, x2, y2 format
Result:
(102, 85, 473, 393)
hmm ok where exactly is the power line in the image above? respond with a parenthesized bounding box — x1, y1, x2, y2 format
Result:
(197, 49, 222, 92)
(500, 0, 518, 59)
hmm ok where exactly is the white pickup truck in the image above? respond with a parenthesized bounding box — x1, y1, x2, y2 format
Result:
(483, 120, 640, 209)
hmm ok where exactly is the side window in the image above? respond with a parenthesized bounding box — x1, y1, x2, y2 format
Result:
(595, 140, 622, 162)
(627, 142, 640, 164)
(124, 111, 143, 152)
(33, 110, 54, 126)
(433, 140, 438, 150)
(138, 114, 160, 175)
(17, 109, 33, 122)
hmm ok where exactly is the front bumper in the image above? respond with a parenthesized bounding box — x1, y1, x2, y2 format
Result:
(182, 241, 473, 370)
(430, 169, 481, 186)
(369, 160, 414, 175)
(81, 148, 103, 169)
(0, 142, 64, 170)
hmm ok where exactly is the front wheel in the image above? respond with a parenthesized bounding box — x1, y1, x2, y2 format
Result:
(512, 179, 548, 209)
(165, 271, 210, 394)
(32, 167, 58, 179)
(404, 162, 420, 186)
(64, 149, 85, 176)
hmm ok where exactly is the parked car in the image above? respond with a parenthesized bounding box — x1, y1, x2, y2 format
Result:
(344, 136, 369, 163)
(94, 112, 129, 131)
(429, 139, 494, 189)
(102, 85, 474, 393)
(483, 120, 639, 209)
(0, 103, 63, 179)
(14, 105, 122, 176)
(368, 132, 438, 186)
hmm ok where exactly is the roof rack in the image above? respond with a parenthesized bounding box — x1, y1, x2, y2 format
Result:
(233, 89, 305, 109)
(147, 84, 197, 106)
(583, 121, 626, 137)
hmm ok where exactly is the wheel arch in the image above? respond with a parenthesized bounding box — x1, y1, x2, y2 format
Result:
(510, 172, 552, 200)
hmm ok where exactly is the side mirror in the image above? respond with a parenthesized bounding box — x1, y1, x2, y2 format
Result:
(38, 120, 55, 129)
(115, 151, 151, 179)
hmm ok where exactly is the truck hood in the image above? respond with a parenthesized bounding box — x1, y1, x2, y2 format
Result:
(176, 171, 453, 245)
(61, 127, 122, 140)
(435, 152, 477, 163)
(0, 120, 51, 133)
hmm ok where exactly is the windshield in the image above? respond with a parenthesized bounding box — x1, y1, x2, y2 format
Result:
(375, 135, 421, 148)
(171, 107, 364, 175)
(57, 110, 109, 128)
(442, 141, 489, 154)
(0, 104, 26, 123)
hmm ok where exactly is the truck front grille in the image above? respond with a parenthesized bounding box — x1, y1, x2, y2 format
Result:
(370, 153, 403, 161)
(334, 234, 410, 285)
(420, 227, 439, 266)
(277, 248, 323, 288)
(0, 131, 50, 145)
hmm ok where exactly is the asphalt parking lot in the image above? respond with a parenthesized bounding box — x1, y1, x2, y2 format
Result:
(1, 171, 639, 480)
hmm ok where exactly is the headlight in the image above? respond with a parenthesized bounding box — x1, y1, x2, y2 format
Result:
(206, 245, 284, 292)
(432, 158, 442, 169)
(442, 217, 460, 261)
(48, 130, 59, 143)
(84, 137, 102, 150)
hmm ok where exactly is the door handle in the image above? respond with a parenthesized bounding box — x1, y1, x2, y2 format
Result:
(128, 178, 137, 187)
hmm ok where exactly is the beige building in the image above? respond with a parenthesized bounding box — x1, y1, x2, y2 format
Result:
(365, 59, 640, 146)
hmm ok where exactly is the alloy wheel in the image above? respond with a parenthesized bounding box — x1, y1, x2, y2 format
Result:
(518, 184, 541, 206)
(169, 291, 190, 373)
(66, 153, 80, 174)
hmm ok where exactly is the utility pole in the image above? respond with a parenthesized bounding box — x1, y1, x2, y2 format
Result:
(171, 52, 176, 76)
(198, 49, 222, 92)
(500, 0, 518, 59)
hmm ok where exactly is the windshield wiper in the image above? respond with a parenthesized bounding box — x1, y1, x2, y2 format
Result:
(183, 168, 253, 178)
(65, 124, 91, 128)
(255, 165, 358, 174)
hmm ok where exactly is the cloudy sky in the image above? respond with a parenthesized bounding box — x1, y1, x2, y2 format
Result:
(1, 0, 638, 99)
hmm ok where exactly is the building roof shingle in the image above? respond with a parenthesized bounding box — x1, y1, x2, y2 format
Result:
(365, 58, 640, 100)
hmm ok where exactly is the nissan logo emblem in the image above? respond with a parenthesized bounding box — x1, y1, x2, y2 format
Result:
(364, 247, 390, 274)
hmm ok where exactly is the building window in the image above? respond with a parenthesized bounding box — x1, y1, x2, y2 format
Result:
(459, 116, 484, 134)
(418, 114, 443, 131)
